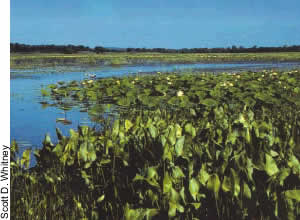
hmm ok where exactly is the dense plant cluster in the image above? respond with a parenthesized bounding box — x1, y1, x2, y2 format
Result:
(12, 70, 300, 219)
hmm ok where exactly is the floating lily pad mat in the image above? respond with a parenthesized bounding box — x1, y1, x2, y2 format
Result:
(12, 69, 300, 220)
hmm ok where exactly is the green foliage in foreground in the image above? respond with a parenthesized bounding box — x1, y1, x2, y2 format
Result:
(12, 70, 300, 219)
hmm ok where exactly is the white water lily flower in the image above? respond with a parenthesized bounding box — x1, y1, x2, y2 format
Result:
(177, 90, 184, 97)
(116, 80, 120, 85)
(132, 81, 135, 84)
(87, 80, 93, 84)
(220, 82, 226, 87)
(168, 81, 172, 85)
(166, 77, 170, 80)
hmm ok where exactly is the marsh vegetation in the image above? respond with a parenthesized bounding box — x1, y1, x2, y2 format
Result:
(11, 52, 300, 69)
(11, 68, 300, 219)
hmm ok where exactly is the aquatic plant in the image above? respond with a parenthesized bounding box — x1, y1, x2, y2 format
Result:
(11, 69, 300, 219)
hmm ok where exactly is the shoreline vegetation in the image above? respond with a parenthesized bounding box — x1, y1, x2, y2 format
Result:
(10, 51, 300, 69)
(12, 69, 300, 219)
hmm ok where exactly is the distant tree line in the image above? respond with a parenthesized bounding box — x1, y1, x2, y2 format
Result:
(10, 43, 93, 54)
(126, 45, 300, 53)
(10, 43, 300, 54)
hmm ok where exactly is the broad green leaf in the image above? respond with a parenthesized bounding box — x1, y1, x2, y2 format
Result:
(207, 173, 221, 198)
(81, 170, 90, 185)
(190, 108, 196, 116)
(148, 124, 157, 139)
(105, 139, 113, 154)
(270, 150, 279, 157)
(245, 128, 251, 143)
(175, 136, 185, 156)
(145, 209, 159, 220)
(89, 150, 97, 162)
(52, 143, 63, 156)
(280, 196, 296, 220)
(69, 129, 78, 140)
(125, 119, 133, 132)
(133, 174, 145, 182)
(189, 178, 200, 201)
(222, 176, 231, 193)
(284, 190, 300, 202)
(172, 166, 185, 179)
(198, 165, 210, 186)
(119, 131, 126, 144)
(112, 119, 120, 138)
(163, 172, 172, 194)
(191, 203, 201, 210)
(97, 195, 105, 203)
(246, 158, 254, 181)
(184, 123, 196, 138)
(79, 142, 88, 162)
(44, 174, 54, 183)
(265, 154, 279, 176)
(175, 124, 182, 138)
(79, 126, 89, 137)
(168, 202, 177, 217)
(21, 149, 31, 168)
(124, 204, 141, 220)
(161, 135, 167, 147)
(201, 98, 218, 107)
(230, 168, 240, 197)
(168, 126, 177, 146)
(43, 134, 53, 147)
(162, 143, 172, 161)
(287, 155, 300, 173)
(177, 203, 184, 213)
(145, 189, 158, 206)
(179, 187, 186, 204)
(243, 182, 251, 199)
(279, 168, 291, 186)
(41, 88, 49, 96)
(117, 97, 131, 106)
(170, 188, 180, 202)
(147, 167, 158, 180)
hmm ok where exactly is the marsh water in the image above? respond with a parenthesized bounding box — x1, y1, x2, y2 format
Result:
(11, 62, 300, 158)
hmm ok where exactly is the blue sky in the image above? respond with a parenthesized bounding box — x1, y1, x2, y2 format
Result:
(10, 0, 300, 49)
